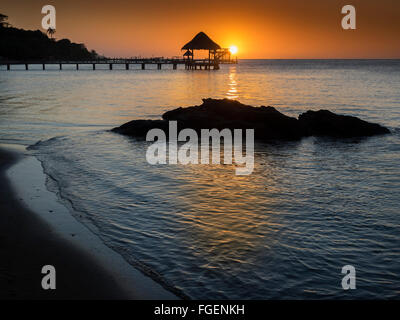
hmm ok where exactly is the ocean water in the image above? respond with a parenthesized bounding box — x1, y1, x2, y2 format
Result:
(1, 60, 400, 299)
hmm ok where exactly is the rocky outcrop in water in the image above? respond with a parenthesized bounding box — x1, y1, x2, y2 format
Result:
(112, 98, 390, 140)
(298, 109, 390, 137)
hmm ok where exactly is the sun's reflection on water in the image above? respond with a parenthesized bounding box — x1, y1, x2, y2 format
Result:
(169, 150, 287, 271)
(226, 66, 239, 99)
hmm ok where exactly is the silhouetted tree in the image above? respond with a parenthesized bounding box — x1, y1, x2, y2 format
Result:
(91, 50, 99, 59)
(0, 13, 103, 61)
(47, 27, 56, 39)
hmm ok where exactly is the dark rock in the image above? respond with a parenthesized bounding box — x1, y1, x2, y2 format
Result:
(298, 110, 390, 137)
(163, 98, 303, 140)
(113, 98, 304, 140)
(112, 119, 168, 137)
(112, 98, 390, 140)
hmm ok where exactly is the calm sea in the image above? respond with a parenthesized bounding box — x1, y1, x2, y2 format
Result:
(1, 60, 400, 299)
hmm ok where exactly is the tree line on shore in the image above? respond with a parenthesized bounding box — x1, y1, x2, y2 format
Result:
(0, 13, 102, 61)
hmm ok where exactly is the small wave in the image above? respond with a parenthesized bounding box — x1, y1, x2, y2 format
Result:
(27, 136, 67, 150)
(27, 133, 191, 299)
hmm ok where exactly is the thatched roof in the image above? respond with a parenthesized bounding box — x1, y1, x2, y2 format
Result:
(181, 32, 221, 51)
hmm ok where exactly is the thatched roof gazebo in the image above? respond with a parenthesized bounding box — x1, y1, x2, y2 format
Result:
(182, 32, 221, 51)
(181, 32, 221, 62)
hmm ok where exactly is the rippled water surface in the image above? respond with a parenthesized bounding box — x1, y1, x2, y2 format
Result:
(1, 60, 400, 299)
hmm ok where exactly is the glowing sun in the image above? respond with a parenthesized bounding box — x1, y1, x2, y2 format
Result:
(229, 45, 238, 55)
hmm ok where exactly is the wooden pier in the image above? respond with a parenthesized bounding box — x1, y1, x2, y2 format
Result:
(0, 57, 237, 71)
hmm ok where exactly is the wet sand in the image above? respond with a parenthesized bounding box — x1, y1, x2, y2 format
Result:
(0, 146, 176, 300)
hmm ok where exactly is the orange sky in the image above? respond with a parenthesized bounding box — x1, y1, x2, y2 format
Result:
(1, 0, 399, 58)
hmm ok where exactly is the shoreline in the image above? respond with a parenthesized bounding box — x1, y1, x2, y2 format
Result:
(0, 144, 178, 300)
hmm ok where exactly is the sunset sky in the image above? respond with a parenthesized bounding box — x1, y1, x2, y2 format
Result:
(1, 0, 399, 58)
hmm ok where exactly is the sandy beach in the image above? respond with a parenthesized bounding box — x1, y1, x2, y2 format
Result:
(0, 145, 178, 300)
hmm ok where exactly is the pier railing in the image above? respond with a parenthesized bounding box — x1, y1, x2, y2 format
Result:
(0, 57, 237, 71)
